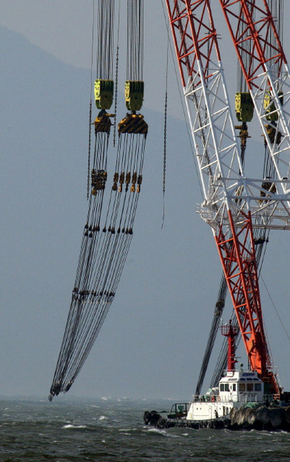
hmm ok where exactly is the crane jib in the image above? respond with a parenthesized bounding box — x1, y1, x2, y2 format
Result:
(165, 0, 288, 396)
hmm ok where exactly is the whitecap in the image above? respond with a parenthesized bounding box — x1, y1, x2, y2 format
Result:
(62, 424, 86, 429)
(147, 428, 167, 436)
(147, 428, 181, 438)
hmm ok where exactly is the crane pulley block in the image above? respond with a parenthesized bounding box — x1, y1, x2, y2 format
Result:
(264, 91, 284, 121)
(94, 79, 114, 110)
(265, 124, 282, 145)
(94, 111, 113, 134)
(91, 169, 107, 195)
(260, 180, 277, 202)
(235, 93, 254, 123)
(118, 113, 148, 135)
(125, 80, 144, 111)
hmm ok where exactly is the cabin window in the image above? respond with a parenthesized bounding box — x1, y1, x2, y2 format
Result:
(233, 384, 236, 391)
(220, 384, 224, 391)
(239, 383, 245, 392)
(225, 384, 229, 392)
(247, 383, 253, 392)
(255, 383, 262, 392)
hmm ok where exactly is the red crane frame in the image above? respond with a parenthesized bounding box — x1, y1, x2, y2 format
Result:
(215, 211, 278, 393)
(165, 0, 282, 395)
(219, 0, 286, 91)
(165, 0, 221, 87)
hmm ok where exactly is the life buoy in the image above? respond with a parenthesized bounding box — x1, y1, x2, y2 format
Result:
(217, 396, 221, 402)
(211, 396, 215, 402)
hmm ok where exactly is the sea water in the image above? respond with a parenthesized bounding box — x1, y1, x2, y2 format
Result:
(0, 397, 289, 461)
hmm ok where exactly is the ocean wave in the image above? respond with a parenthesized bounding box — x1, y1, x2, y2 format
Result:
(62, 424, 87, 429)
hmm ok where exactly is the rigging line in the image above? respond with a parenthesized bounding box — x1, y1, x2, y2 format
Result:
(261, 274, 290, 343)
(75, 205, 105, 293)
(89, 233, 113, 290)
(124, 188, 137, 228)
(87, 101, 92, 201)
(70, 304, 107, 369)
(96, 0, 115, 79)
(53, 193, 136, 388)
(82, 226, 102, 290)
(52, 0, 148, 399)
(90, 0, 95, 93)
(52, 218, 115, 391)
(94, 232, 117, 286)
(119, 134, 130, 173)
(126, 0, 129, 79)
(162, 41, 169, 229)
(87, 0, 96, 200)
(160, 0, 203, 200)
(103, 187, 115, 229)
(96, 235, 121, 299)
(101, 235, 127, 297)
(102, 241, 124, 295)
(69, 294, 116, 380)
(60, 310, 88, 381)
(51, 301, 83, 387)
(66, 299, 95, 350)
(101, 142, 145, 294)
(107, 185, 121, 230)
(77, 223, 98, 289)
(107, 149, 128, 228)
(75, 224, 94, 288)
(115, 132, 125, 173)
(113, 0, 121, 147)
(109, 235, 133, 297)
(127, 0, 144, 81)
(102, 229, 133, 303)
(62, 258, 115, 366)
(257, 234, 270, 278)
(119, 187, 131, 228)
(110, 187, 123, 229)
(64, 298, 105, 380)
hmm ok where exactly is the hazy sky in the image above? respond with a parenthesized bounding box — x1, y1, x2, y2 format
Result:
(0, 1, 289, 402)
(0, 1, 247, 120)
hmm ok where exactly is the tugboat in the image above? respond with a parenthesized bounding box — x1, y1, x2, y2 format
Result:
(186, 320, 267, 422)
(186, 367, 264, 422)
(144, 321, 290, 430)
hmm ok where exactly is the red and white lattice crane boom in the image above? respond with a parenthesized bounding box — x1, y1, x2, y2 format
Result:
(220, 0, 290, 228)
(164, 0, 289, 395)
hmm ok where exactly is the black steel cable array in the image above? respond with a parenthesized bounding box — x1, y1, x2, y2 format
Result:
(127, 0, 144, 81)
(49, 0, 147, 399)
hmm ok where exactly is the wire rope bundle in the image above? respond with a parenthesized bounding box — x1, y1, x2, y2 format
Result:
(49, 0, 148, 400)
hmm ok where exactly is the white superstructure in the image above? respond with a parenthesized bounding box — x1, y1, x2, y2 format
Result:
(187, 369, 264, 421)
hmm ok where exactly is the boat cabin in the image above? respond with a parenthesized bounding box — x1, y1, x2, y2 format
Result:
(186, 369, 265, 421)
(219, 369, 264, 404)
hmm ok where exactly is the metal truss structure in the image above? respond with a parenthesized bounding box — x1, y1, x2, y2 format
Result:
(164, 0, 289, 394)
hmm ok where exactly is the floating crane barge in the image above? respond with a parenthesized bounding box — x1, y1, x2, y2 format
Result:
(49, 1, 289, 428)
(144, 322, 290, 431)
